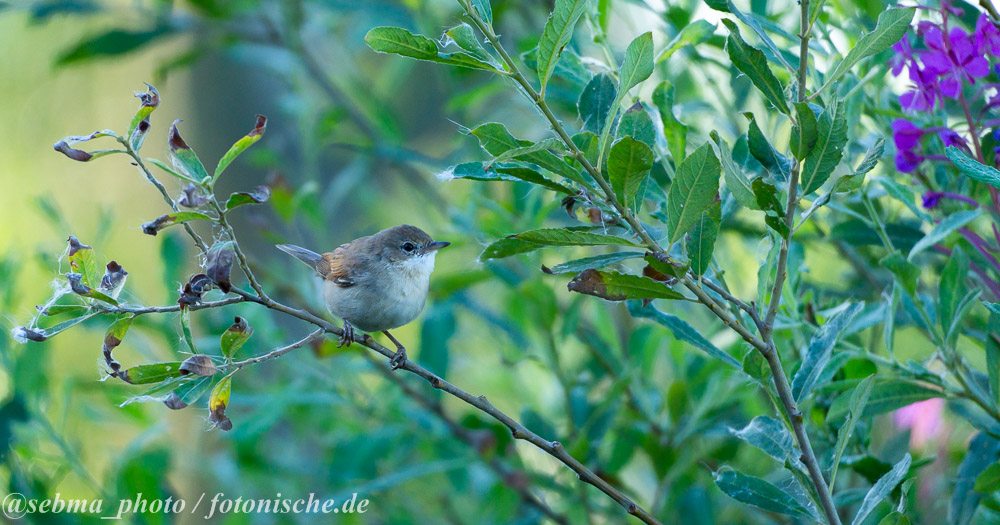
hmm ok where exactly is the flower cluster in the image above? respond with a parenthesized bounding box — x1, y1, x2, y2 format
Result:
(890, 7, 999, 173)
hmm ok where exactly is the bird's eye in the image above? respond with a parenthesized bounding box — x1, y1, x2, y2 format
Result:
(402, 242, 416, 253)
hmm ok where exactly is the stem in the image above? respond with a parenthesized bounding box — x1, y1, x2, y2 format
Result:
(228, 328, 324, 369)
(209, 197, 269, 299)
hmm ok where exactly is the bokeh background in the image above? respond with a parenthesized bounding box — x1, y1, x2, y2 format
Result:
(0, 0, 989, 523)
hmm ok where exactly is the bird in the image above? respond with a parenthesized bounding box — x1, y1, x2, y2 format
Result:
(276, 225, 449, 370)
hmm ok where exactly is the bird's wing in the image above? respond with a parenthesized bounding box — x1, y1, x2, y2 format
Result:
(320, 244, 356, 288)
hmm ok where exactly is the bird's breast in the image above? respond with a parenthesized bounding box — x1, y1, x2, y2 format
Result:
(321, 255, 434, 333)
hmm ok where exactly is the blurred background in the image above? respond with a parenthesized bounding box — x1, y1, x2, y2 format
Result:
(0, 0, 985, 523)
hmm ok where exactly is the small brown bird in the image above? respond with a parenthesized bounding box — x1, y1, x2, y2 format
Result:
(277, 225, 449, 369)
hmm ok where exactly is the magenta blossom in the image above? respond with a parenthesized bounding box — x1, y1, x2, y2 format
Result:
(890, 38, 914, 76)
(922, 26, 990, 97)
(975, 14, 1000, 56)
(900, 64, 941, 111)
(937, 128, 968, 148)
(893, 119, 926, 172)
(922, 192, 945, 209)
(892, 398, 945, 449)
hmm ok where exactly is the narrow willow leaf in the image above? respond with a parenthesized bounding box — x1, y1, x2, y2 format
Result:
(121, 362, 185, 385)
(801, 100, 847, 194)
(642, 252, 689, 280)
(128, 83, 158, 151)
(657, 20, 715, 63)
(721, 19, 789, 115)
(180, 308, 198, 354)
(830, 375, 875, 488)
(471, 0, 492, 25)
(708, 0, 796, 72)
(687, 200, 721, 275)
(537, 0, 591, 96)
(822, 8, 915, 93)
(163, 376, 213, 410)
(66, 273, 118, 305)
(667, 142, 721, 244)
(790, 102, 818, 160)
(628, 300, 739, 367)
(578, 73, 617, 134)
(214, 115, 266, 182)
(102, 315, 133, 379)
(836, 138, 885, 193)
(515, 228, 640, 247)
(618, 32, 654, 94)
(225, 185, 271, 210)
(221, 316, 253, 359)
(445, 23, 494, 64)
(616, 103, 655, 147)
(446, 161, 575, 194)
(141, 211, 213, 236)
(948, 146, 1000, 189)
(469, 123, 585, 183)
(939, 246, 969, 338)
(987, 311, 1000, 406)
(710, 132, 758, 210)
(907, 209, 981, 260)
(652, 81, 687, 163)
(146, 157, 198, 184)
(878, 512, 911, 525)
(52, 129, 122, 162)
(879, 176, 931, 222)
(543, 252, 644, 274)
(168, 120, 210, 184)
(364, 26, 500, 72)
(67, 235, 100, 289)
(744, 112, 791, 178)
(852, 454, 912, 525)
(974, 462, 1000, 492)
(209, 373, 234, 431)
(480, 237, 543, 261)
(951, 434, 1000, 524)
(827, 380, 942, 422)
(792, 302, 865, 401)
(608, 136, 655, 212)
(714, 468, 812, 517)
(568, 269, 684, 301)
(729, 416, 796, 463)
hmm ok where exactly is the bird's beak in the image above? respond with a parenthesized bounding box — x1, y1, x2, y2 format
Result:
(422, 241, 450, 254)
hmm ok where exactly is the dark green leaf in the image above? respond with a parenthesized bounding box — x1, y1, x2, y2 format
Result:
(225, 185, 271, 210)
(822, 8, 916, 93)
(57, 27, 168, 65)
(608, 136, 655, 212)
(578, 73, 617, 134)
(830, 375, 876, 488)
(652, 81, 687, 163)
(537, 0, 592, 95)
(542, 252, 645, 274)
(628, 301, 739, 367)
(686, 200, 721, 275)
(568, 269, 684, 301)
(836, 138, 885, 193)
(939, 246, 970, 337)
(987, 312, 1000, 406)
(616, 102, 655, 147)
(446, 162, 575, 194)
(364, 26, 500, 72)
(618, 32, 654, 95)
(852, 454, 912, 525)
(721, 19, 789, 115)
(657, 20, 715, 63)
(950, 434, 1000, 524)
(713, 467, 812, 517)
(729, 416, 796, 463)
(790, 102, 818, 160)
(801, 100, 847, 194)
(121, 362, 185, 385)
(827, 380, 942, 422)
(792, 302, 865, 401)
(168, 120, 209, 184)
(975, 462, 1000, 492)
(948, 146, 1000, 189)
(908, 209, 981, 260)
(667, 143, 721, 244)
(469, 123, 586, 184)
(141, 211, 212, 236)
(163, 376, 213, 410)
(744, 112, 791, 178)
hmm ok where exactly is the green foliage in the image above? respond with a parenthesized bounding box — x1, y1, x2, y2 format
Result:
(666, 143, 720, 245)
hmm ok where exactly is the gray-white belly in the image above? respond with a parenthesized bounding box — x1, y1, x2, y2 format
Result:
(322, 276, 428, 333)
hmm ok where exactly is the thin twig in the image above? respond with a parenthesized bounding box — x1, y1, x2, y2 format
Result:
(228, 328, 325, 369)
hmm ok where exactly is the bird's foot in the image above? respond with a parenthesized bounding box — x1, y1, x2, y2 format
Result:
(338, 321, 355, 348)
(382, 330, 408, 370)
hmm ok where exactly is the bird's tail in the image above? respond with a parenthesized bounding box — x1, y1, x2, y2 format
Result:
(276, 244, 325, 273)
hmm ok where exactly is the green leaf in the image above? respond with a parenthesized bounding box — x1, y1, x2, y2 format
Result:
(950, 434, 1000, 524)
(792, 302, 865, 401)
(57, 27, 169, 66)
(879, 176, 931, 222)
(52, 129, 122, 162)
(220, 316, 253, 360)
(180, 308, 198, 354)
(446, 162, 575, 194)
(618, 32, 654, 95)
(801, 99, 847, 194)
(657, 20, 715, 63)
(836, 138, 885, 193)
(948, 146, 1000, 189)
(686, 200, 721, 275)
(67, 235, 100, 289)
(713, 467, 812, 517)
(608, 136, 655, 213)
(881, 251, 920, 296)
(163, 376, 214, 410)
(628, 300, 739, 367)
(790, 102, 818, 160)
(214, 115, 266, 182)
(445, 23, 494, 64)
(708, 0, 796, 72)
(102, 316, 133, 378)
(667, 142, 721, 244)
(974, 462, 1000, 492)
(471, 0, 492, 25)
(907, 209, 981, 260)
(127, 83, 158, 151)
(364, 26, 500, 72)
(711, 132, 758, 211)
(146, 157, 197, 184)
(830, 375, 876, 489)
(568, 269, 684, 301)
(481, 228, 638, 261)
(729, 416, 796, 463)
(827, 380, 942, 422)
(821, 8, 915, 94)
(616, 102, 655, 147)
(141, 211, 213, 236)
(225, 185, 271, 210)
(721, 19, 789, 115)
(209, 373, 234, 431)
(578, 73, 617, 134)
(652, 81, 687, 163)
(852, 454, 912, 525)
(480, 238, 544, 261)
(987, 311, 1000, 406)
(537, 0, 591, 96)
(469, 123, 586, 184)
(66, 273, 118, 305)
(121, 362, 185, 385)
(878, 512, 911, 525)
(939, 246, 970, 338)
(744, 112, 790, 178)
(542, 252, 645, 274)
(168, 120, 209, 184)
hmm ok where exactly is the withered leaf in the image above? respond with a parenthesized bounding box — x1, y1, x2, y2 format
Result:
(68, 235, 91, 256)
(179, 354, 218, 376)
(100, 261, 128, 295)
(52, 129, 118, 162)
(141, 211, 211, 236)
(178, 273, 213, 308)
(66, 272, 118, 305)
(209, 375, 233, 431)
(205, 241, 234, 293)
(567, 269, 685, 301)
(178, 183, 208, 207)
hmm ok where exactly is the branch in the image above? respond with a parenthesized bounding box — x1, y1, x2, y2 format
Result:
(228, 328, 325, 370)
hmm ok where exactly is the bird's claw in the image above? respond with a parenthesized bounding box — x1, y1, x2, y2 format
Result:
(338, 321, 355, 348)
(390, 348, 407, 370)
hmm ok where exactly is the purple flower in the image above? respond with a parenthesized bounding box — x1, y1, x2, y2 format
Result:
(937, 128, 968, 148)
(900, 65, 941, 111)
(892, 119, 925, 149)
(922, 26, 990, 98)
(896, 149, 925, 172)
(890, 38, 914, 76)
(922, 192, 945, 209)
(975, 14, 1000, 56)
